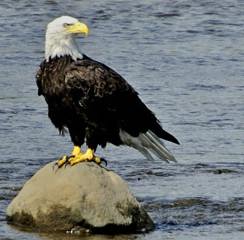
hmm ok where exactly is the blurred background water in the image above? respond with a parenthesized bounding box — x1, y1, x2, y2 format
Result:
(0, 0, 244, 239)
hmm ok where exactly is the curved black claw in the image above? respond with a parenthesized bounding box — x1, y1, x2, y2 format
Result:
(100, 158, 107, 167)
(52, 163, 57, 171)
(90, 157, 107, 166)
(64, 155, 75, 168)
(53, 155, 70, 170)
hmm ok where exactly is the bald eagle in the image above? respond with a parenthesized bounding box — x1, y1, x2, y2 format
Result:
(36, 16, 179, 167)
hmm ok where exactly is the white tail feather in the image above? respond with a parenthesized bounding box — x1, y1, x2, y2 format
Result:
(119, 130, 176, 162)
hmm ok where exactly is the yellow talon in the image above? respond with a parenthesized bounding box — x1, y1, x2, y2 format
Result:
(93, 156, 102, 164)
(71, 146, 83, 156)
(56, 155, 68, 168)
(55, 146, 83, 168)
(55, 147, 103, 168)
(68, 148, 100, 166)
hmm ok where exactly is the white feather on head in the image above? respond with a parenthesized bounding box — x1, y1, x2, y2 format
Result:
(45, 16, 86, 61)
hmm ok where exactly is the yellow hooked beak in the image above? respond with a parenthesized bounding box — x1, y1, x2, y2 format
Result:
(65, 22, 89, 36)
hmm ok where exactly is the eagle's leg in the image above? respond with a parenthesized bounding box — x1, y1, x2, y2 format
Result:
(56, 146, 83, 168)
(68, 148, 102, 166)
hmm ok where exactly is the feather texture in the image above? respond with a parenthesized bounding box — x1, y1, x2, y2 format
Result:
(37, 16, 179, 159)
(119, 130, 176, 162)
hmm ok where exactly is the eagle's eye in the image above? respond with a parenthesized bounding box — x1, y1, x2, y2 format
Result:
(63, 23, 73, 27)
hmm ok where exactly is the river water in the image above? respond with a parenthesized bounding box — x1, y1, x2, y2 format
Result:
(0, 0, 244, 239)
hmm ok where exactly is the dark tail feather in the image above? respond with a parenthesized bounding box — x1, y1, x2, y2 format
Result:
(158, 129, 180, 144)
(152, 123, 180, 145)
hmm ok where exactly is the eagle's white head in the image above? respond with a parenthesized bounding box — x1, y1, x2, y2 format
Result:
(45, 16, 89, 61)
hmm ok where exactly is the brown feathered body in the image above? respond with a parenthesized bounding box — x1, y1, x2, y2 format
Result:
(36, 54, 179, 156)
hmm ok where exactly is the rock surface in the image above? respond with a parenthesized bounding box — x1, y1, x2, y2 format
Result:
(6, 161, 154, 233)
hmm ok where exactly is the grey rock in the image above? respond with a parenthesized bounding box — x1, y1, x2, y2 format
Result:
(6, 161, 154, 233)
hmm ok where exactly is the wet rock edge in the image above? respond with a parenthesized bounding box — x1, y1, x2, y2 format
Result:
(6, 203, 155, 234)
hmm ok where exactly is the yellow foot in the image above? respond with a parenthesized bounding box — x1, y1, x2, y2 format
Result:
(56, 155, 69, 168)
(68, 148, 103, 166)
(55, 147, 106, 168)
(55, 146, 83, 168)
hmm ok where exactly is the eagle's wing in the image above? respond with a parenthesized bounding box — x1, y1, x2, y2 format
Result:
(36, 66, 43, 96)
(64, 56, 179, 161)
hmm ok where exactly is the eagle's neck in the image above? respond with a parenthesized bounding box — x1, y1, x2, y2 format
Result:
(45, 33, 83, 61)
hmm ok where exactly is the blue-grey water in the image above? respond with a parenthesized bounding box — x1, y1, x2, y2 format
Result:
(0, 0, 244, 239)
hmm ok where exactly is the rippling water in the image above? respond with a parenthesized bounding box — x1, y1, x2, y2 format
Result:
(0, 0, 244, 239)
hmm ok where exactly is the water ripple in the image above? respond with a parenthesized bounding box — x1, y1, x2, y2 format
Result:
(1, 0, 244, 239)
